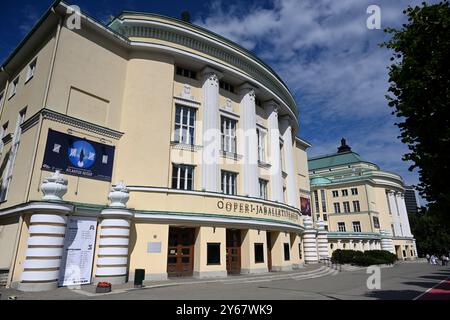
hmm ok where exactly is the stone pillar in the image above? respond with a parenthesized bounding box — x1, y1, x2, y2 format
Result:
(359, 240, 364, 251)
(201, 67, 222, 192)
(337, 239, 342, 250)
(239, 84, 259, 198)
(18, 171, 71, 292)
(241, 229, 268, 274)
(316, 219, 329, 259)
(413, 239, 418, 257)
(388, 191, 402, 236)
(265, 101, 283, 202)
(380, 230, 395, 254)
(349, 239, 354, 250)
(280, 117, 297, 207)
(302, 217, 318, 264)
(193, 226, 227, 278)
(397, 193, 413, 237)
(94, 182, 133, 285)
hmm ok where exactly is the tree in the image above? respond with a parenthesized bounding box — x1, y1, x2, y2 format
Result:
(409, 207, 450, 255)
(382, 1, 450, 223)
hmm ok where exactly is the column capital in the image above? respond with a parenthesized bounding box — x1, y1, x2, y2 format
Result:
(239, 82, 257, 97)
(201, 66, 223, 84)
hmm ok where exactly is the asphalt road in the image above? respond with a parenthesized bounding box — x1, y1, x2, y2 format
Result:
(1, 262, 449, 300)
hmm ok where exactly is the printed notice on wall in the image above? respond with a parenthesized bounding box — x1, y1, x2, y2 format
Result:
(58, 216, 97, 287)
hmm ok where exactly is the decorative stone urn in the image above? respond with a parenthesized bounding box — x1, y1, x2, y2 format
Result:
(41, 170, 68, 201)
(108, 181, 130, 208)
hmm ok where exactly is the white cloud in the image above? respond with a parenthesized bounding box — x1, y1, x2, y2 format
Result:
(196, 0, 432, 197)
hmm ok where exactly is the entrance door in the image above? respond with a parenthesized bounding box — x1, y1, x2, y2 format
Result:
(167, 227, 195, 277)
(267, 232, 272, 271)
(226, 229, 241, 274)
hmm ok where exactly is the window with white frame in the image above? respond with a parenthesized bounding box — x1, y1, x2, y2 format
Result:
(351, 187, 358, 195)
(337, 222, 346, 232)
(221, 117, 237, 153)
(332, 190, 338, 197)
(8, 77, 19, 99)
(174, 105, 196, 145)
(259, 179, 268, 200)
(352, 200, 361, 212)
(0, 109, 26, 201)
(342, 189, 348, 197)
(26, 58, 37, 83)
(343, 201, 350, 213)
(256, 128, 266, 162)
(314, 190, 320, 213)
(171, 164, 194, 190)
(373, 216, 380, 229)
(333, 202, 341, 213)
(352, 221, 362, 233)
(221, 170, 237, 195)
(320, 189, 327, 212)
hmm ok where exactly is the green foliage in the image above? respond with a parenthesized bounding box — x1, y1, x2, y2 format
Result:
(382, 1, 450, 223)
(408, 207, 450, 255)
(331, 249, 397, 266)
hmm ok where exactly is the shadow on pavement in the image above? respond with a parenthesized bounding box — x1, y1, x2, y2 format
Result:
(365, 289, 423, 300)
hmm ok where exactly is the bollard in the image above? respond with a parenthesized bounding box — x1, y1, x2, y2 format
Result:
(134, 269, 145, 288)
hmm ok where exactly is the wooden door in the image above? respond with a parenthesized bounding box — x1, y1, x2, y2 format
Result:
(226, 229, 241, 274)
(167, 227, 195, 277)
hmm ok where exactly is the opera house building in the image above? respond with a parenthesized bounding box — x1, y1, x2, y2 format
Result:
(0, 1, 416, 292)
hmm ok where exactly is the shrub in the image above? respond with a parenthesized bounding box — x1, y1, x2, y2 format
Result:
(331, 249, 397, 266)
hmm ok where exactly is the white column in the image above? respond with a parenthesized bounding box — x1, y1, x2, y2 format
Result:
(280, 117, 296, 207)
(359, 240, 364, 251)
(413, 239, 418, 257)
(201, 68, 222, 192)
(337, 239, 342, 250)
(380, 230, 396, 254)
(239, 84, 259, 197)
(95, 182, 133, 285)
(18, 171, 71, 292)
(302, 217, 318, 264)
(397, 193, 412, 237)
(316, 219, 329, 259)
(265, 101, 283, 202)
(388, 191, 402, 236)
(349, 239, 354, 250)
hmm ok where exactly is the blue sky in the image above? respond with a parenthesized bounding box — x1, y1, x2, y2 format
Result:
(0, 0, 432, 203)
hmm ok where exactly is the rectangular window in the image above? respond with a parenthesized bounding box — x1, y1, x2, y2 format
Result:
(0, 109, 26, 201)
(298, 243, 302, 260)
(171, 164, 194, 190)
(25, 58, 37, 83)
(333, 202, 341, 213)
(352, 200, 361, 212)
(221, 117, 237, 153)
(351, 187, 358, 195)
(174, 105, 196, 145)
(0, 92, 4, 107)
(342, 189, 348, 197)
(0, 122, 8, 157)
(391, 224, 395, 237)
(254, 243, 264, 263)
(283, 186, 287, 203)
(373, 216, 380, 229)
(352, 221, 362, 233)
(219, 80, 234, 93)
(324, 225, 329, 231)
(332, 190, 338, 197)
(338, 222, 346, 232)
(207, 243, 221, 265)
(8, 77, 19, 99)
(256, 128, 266, 162)
(343, 201, 350, 213)
(323, 213, 328, 221)
(221, 170, 237, 195)
(259, 179, 268, 200)
(314, 190, 320, 213)
(316, 214, 320, 221)
(320, 190, 327, 212)
(176, 66, 197, 79)
(284, 243, 290, 261)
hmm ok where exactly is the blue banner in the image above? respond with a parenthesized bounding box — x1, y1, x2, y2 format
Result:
(42, 129, 115, 181)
